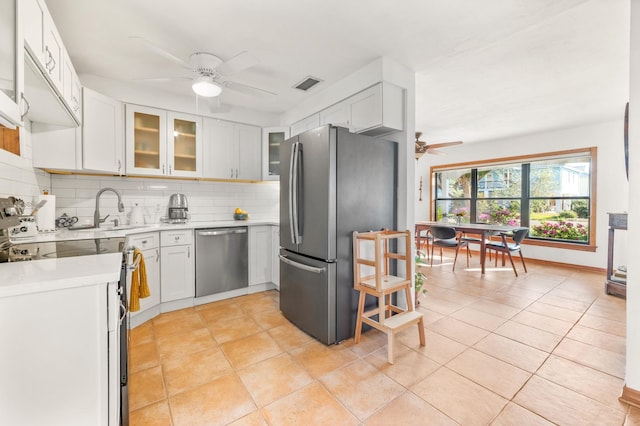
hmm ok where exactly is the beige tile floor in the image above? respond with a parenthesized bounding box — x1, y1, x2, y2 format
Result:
(129, 254, 640, 425)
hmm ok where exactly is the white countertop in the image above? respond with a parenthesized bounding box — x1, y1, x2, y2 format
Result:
(11, 219, 279, 243)
(1, 253, 122, 298)
(2, 219, 279, 298)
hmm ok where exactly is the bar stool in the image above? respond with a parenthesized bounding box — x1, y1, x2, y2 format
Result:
(353, 229, 425, 363)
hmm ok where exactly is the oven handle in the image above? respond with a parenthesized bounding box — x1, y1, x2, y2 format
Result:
(119, 300, 127, 324)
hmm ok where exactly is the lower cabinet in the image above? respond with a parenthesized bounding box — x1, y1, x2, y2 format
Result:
(271, 226, 280, 289)
(160, 230, 194, 303)
(0, 281, 116, 425)
(249, 225, 272, 286)
(127, 232, 160, 325)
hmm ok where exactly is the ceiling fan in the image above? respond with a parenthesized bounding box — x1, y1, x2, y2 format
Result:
(415, 132, 463, 159)
(130, 36, 277, 99)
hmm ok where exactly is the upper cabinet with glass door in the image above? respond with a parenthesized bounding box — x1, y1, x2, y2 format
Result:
(262, 127, 289, 180)
(0, 0, 24, 129)
(168, 111, 202, 177)
(125, 105, 202, 177)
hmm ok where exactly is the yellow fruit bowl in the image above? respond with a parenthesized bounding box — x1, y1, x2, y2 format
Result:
(233, 213, 248, 221)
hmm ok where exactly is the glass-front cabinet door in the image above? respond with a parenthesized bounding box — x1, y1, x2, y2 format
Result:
(167, 112, 202, 177)
(0, 0, 23, 128)
(262, 127, 289, 181)
(126, 104, 167, 176)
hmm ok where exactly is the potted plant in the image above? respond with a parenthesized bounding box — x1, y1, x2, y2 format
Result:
(414, 251, 428, 307)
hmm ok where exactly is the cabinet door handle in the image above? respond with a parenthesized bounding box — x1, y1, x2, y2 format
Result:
(156, 248, 159, 261)
(45, 46, 52, 69)
(117, 160, 121, 172)
(20, 94, 30, 120)
(230, 168, 233, 178)
(235, 169, 239, 179)
(162, 164, 166, 174)
(169, 165, 172, 175)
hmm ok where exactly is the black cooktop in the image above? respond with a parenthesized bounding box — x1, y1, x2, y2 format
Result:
(1, 237, 126, 263)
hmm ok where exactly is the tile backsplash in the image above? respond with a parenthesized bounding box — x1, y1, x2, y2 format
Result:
(51, 174, 279, 226)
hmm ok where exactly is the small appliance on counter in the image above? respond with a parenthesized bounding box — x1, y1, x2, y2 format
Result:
(165, 193, 189, 223)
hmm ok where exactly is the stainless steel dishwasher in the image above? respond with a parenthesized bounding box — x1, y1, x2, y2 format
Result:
(195, 227, 248, 297)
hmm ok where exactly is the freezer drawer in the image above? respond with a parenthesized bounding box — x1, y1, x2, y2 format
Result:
(279, 250, 337, 344)
(195, 227, 248, 297)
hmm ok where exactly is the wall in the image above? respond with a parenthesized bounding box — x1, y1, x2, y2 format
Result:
(415, 119, 628, 268)
(50, 174, 279, 226)
(625, 0, 640, 397)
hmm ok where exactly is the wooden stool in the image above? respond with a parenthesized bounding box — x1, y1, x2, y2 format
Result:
(353, 229, 426, 363)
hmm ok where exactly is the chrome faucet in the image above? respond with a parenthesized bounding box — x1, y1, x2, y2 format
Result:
(94, 187, 125, 228)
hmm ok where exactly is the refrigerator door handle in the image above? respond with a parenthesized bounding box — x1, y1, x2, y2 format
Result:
(289, 141, 302, 245)
(279, 255, 325, 274)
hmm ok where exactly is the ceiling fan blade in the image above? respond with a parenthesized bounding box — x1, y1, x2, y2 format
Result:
(425, 141, 463, 149)
(135, 77, 191, 83)
(223, 80, 277, 98)
(426, 148, 448, 155)
(129, 36, 193, 70)
(216, 51, 258, 76)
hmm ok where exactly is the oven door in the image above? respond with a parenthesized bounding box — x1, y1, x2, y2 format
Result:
(108, 264, 129, 426)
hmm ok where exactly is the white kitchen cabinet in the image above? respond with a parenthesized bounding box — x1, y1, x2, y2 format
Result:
(0, 0, 24, 128)
(126, 105, 202, 177)
(262, 127, 289, 181)
(125, 104, 166, 176)
(237, 123, 261, 180)
(249, 225, 272, 286)
(22, 0, 46, 66)
(160, 230, 195, 303)
(167, 111, 203, 177)
(32, 88, 123, 173)
(203, 118, 261, 180)
(83, 88, 124, 174)
(317, 82, 404, 136)
(62, 49, 82, 123)
(290, 113, 320, 137)
(319, 102, 350, 128)
(42, 14, 63, 93)
(128, 232, 161, 321)
(0, 280, 117, 425)
(21, 0, 80, 127)
(24, 0, 64, 94)
(271, 226, 280, 288)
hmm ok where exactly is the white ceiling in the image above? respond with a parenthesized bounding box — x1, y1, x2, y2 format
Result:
(45, 0, 629, 144)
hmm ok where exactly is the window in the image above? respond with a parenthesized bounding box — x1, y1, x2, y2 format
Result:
(432, 148, 596, 249)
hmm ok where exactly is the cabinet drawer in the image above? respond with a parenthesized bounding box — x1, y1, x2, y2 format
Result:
(127, 232, 159, 250)
(161, 229, 193, 246)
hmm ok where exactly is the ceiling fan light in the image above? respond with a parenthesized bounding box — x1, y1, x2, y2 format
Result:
(192, 76, 222, 97)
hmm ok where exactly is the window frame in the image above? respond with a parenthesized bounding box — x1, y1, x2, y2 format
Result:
(429, 147, 597, 252)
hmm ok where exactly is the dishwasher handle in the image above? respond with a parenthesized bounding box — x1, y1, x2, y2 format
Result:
(279, 255, 325, 274)
(197, 228, 247, 237)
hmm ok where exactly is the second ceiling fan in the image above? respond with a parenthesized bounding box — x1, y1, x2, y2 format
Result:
(415, 132, 463, 159)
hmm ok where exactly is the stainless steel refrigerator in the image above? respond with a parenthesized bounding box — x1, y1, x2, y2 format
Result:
(279, 124, 397, 344)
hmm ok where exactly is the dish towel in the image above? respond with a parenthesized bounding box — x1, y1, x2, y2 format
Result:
(130, 248, 151, 312)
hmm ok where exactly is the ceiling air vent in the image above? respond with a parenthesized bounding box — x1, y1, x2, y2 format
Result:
(293, 76, 323, 91)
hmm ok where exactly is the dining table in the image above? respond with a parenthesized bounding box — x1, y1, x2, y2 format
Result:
(415, 221, 523, 274)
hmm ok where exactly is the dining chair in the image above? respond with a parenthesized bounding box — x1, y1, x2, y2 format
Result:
(415, 226, 432, 260)
(484, 228, 529, 276)
(429, 225, 469, 271)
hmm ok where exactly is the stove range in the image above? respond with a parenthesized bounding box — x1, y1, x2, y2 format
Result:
(1, 238, 127, 263)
